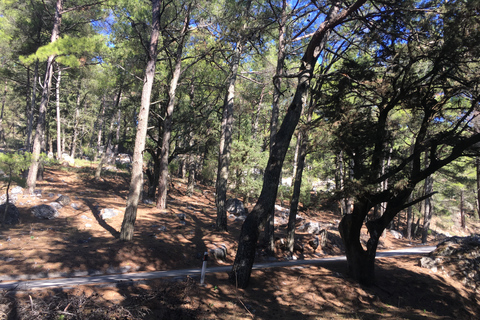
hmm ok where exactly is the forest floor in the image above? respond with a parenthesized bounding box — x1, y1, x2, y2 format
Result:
(1, 164, 479, 319)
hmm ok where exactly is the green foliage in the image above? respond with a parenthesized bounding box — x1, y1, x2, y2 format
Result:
(20, 35, 107, 67)
(200, 153, 218, 185)
(230, 138, 268, 200)
(0, 152, 31, 175)
(0, 152, 31, 188)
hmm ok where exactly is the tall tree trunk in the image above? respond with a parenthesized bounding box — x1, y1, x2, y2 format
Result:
(0, 81, 6, 146)
(26, 0, 63, 193)
(120, 0, 162, 241)
(95, 107, 116, 180)
(156, 7, 190, 209)
(55, 66, 62, 160)
(108, 88, 122, 161)
(229, 0, 365, 288)
(476, 157, 480, 220)
(460, 189, 465, 229)
(264, 0, 286, 255)
(25, 67, 31, 149)
(114, 108, 121, 155)
(264, 0, 288, 253)
(94, 98, 106, 162)
(287, 130, 307, 254)
(215, 41, 244, 231)
(421, 174, 433, 243)
(26, 59, 40, 151)
(216, 1, 251, 232)
(251, 86, 265, 140)
(187, 152, 196, 196)
(70, 89, 82, 158)
(406, 192, 414, 240)
(335, 151, 347, 214)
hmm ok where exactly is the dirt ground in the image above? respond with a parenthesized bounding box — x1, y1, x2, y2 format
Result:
(1, 165, 479, 319)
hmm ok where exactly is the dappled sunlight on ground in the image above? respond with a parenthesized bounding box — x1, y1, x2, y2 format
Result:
(1, 165, 479, 319)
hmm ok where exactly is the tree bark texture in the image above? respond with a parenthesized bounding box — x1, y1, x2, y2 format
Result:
(0, 81, 6, 145)
(406, 192, 414, 240)
(26, 59, 39, 150)
(94, 98, 105, 162)
(215, 0, 252, 231)
(476, 157, 480, 219)
(26, 0, 63, 193)
(460, 189, 465, 229)
(56, 67, 62, 160)
(339, 211, 377, 285)
(264, 0, 288, 254)
(215, 41, 243, 231)
(229, 0, 366, 288)
(287, 130, 307, 254)
(95, 105, 117, 180)
(421, 174, 433, 243)
(157, 8, 190, 209)
(114, 109, 121, 155)
(70, 89, 81, 158)
(120, 0, 162, 241)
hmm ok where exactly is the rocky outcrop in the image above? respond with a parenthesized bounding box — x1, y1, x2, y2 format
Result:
(419, 235, 480, 293)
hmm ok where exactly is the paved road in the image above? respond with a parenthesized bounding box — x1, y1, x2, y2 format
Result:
(0, 246, 435, 291)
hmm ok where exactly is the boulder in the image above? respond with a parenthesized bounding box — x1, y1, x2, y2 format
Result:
(32, 204, 59, 219)
(419, 257, 437, 272)
(71, 203, 81, 210)
(0, 194, 17, 205)
(49, 202, 63, 210)
(100, 208, 120, 220)
(225, 198, 247, 216)
(0, 203, 20, 225)
(56, 195, 71, 206)
(10, 186, 23, 195)
(210, 244, 228, 261)
(389, 229, 403, 239)
(115, 153, 132, 165)
(299, 221, 321, 234)
(61, 153, 75, 166)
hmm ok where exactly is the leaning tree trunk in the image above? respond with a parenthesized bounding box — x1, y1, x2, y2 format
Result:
(26, 0, 62, 193)
(229, 0, 366, 288)
(120, 0, 162, 241)
(156, 8, 190, 210)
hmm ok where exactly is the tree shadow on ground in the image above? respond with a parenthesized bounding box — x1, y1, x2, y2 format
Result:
(83, 198, 120, 238)
(314, 256, 479, 319)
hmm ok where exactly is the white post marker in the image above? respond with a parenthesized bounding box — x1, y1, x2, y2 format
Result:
(200, 251, 208, 285)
